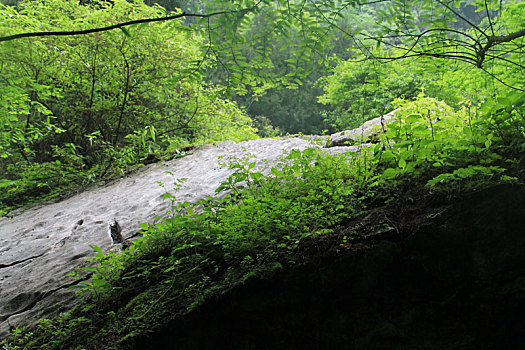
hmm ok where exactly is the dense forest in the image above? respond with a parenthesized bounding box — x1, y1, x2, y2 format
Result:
(0, 0, 524, 348)
(0, 0, 523, 214)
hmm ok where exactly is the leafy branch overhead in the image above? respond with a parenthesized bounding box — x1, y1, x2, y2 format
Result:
(366, 0, 525, 72)
(1, 0, 523, 76)
(0, 7, 257, 43)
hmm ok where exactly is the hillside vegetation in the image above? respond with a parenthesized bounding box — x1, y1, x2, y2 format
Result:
(0, 0, 524, 348)
(0, 0, 257, 215)
(3, 93, 524, 349)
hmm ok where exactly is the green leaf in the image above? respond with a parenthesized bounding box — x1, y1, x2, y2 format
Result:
(91, 279, 108, 287)
(406, 114, 420, 123)
(381, 150, 394, 162)
(90, 245, 103, 254)
(68, 284, 88, 290)
(288, 150, 302, 159)
(383, 168, 397, 179)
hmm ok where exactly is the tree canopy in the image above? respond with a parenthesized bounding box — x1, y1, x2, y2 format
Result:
(0, 0, 523, 211)
(0, 0, 257, 212)
(2, 0, 523, 88)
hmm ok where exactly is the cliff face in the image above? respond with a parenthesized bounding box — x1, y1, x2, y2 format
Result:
(133, 184, 525, 350)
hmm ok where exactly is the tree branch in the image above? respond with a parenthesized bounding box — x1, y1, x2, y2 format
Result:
(435, 0, 489, 40)
(477, 29, 525, 67)
(0, 9, 251, 43)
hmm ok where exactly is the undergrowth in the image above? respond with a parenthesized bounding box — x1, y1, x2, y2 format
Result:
(2, 92, 524, 349)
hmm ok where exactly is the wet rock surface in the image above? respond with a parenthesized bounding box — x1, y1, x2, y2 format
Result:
(0, 137, 331, 338)
(0, 125, 380, 339)
(133, 185, 525, 350)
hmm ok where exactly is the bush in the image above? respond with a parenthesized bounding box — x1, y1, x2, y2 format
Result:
(0, 0, 257, 212)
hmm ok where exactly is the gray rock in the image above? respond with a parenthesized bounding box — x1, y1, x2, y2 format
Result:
(328, 111, 395, 147)
(0, 137, 318, 338)
(0, 113, 397, 338)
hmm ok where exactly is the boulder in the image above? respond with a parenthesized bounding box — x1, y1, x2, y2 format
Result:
(328, 111, 395, 147)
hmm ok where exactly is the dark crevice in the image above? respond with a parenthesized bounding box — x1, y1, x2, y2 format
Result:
(0, 252, 47, 269)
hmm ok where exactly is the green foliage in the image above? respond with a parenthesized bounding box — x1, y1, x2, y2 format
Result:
(426, 165, 516, 194)
(374, 93, 524, 194)
(317, 0, 524, 132)
(2, 313, 90, 350)
(68, 244, 123, 303)
(202, 0, 344, 93)
(319, 55, 429, 130)
(6, 88, 524, 348)
(206, 2, 332, 135)
(201, 0, 524, 99)
(0, 0, 256, 213)
(370, 0, 525, 77)
(235, 78, 328, 135)
(3, 0, 522, 140)
(212, 148, 373, 255)
(319, 40, 524, 132)
(0, 158, 85, 208)
(250, 115, 282, 138)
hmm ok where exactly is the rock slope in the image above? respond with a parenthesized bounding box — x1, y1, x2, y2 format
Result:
(0, 115, 389, 338)
(0, 138, 303, 337)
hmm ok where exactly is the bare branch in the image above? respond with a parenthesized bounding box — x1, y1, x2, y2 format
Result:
(484, 52, 525, 71)
(484, 0, 495, 36)
(435, 0, 489, 39)
(480, 66, 525, 91)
